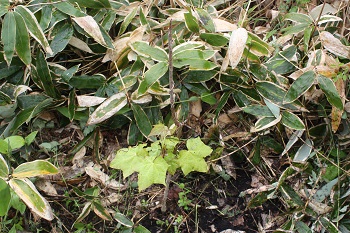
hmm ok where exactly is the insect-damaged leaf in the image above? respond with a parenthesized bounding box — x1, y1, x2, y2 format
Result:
(15, 6, 53, 55)
(2, 11, 16, 66)
(284, 70, 315, 103)
(87, 92, 128, 125)
(9, 178, 54, 220)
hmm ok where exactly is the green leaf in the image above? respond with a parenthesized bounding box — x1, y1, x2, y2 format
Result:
(295, 221, 312, 233)
(93, 201, 112, 221)
(173, 49, 215, 61)
(281, 111, 305, 130)
(313, 178, 338, 202)
(173, 42, 203, 54)
(173, 59, 217, 70)
(137, 156, 169, 191)
(0, 179, 10, 216)
(131, 42, 168, 62)
(53, 2, 86, 17)
(25, 131, 38, 146)
(251, 115, 282, 132)
(284, 12, 313, 24)
(69, 74, 106, 89)
(138, 61, 168, 94)
(114, 212, 133, 227)
(87, 92, 127, 125)
(13, 12, 31, 66)
(2, 12, 16, 66)
(15, 6, 53, 55)
(134, 225, 151, 233)
(293, 139, 313, 162)
(242, 105, 274, 117)
(39, 6, 52, 31)
(284, 71, 315, 103)
(0, 0, 8, 17)
(319, 217, 339, 233)
(68, 0, 111, 9)
(110, 144, 148, 177)
(317, 75, 343, 110)
(119, 6, 138, 35)
(184, 70, 217, 83)
(131, 104, 152, 137)
(187, 137, 213, 158)
(184, 12, 199, 33)
(35, 51, 61, 99)
(13, 160, 58, 178)
(49, 23, 74, 57)
(196, 8, 215, 32)
(5, 136, 25, 150)
(178, 150, 208, 175)
(200, 33, 228, 46)
(265, 46, 297, 75)
(9, 178, 54, 220)
(0, 154, 9, 178)
(256, 81, 287, 106)
(73, 202, 92, 224)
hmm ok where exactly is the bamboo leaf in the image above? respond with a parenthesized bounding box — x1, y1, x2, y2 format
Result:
(14, 11, 31, 66)
(9, 178, 54, 220)
(13, 160, 58, 178)
(131, 104, 152, 137)
(0, 154, 9, 178)
(1, 12, 16, 66)
(87, 92, 128, 125)
(317, 75, 343, 110)
(138, 61, 168, 94)
(15, 6, 53, 55)
(131, 41, 168, 62)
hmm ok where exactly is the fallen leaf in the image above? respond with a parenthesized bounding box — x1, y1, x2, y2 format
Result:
(331, 79, 345, 132)
(228, 28, 248, 70)
(320, 31, 350, 58)
(85, 166, 123, 190)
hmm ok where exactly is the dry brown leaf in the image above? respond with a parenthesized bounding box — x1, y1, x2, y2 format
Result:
(85, 166, 123, 190)
(73, 16, 107, 47)
(69, 37, 94, 54)
(35, 179, 58, 196)
(228, 28, 248, 70)
(320, 31, 350, 58)
(190, 99, 202, 118)
(77, 96, 106, 107)
(212, 18, 237, 32)
(331, 79, 345, 132)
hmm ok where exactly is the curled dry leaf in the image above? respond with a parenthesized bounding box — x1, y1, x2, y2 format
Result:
(320, 31, 350, 59)
(228, 28, 248, 70)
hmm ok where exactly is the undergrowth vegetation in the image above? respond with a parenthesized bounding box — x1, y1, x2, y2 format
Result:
(0, 0, 349, 232)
